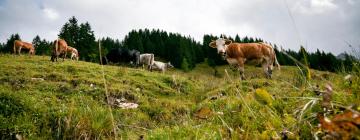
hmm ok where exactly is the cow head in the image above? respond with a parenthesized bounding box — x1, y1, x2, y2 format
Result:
(209, 38, 232, 57)
(29, 48, 35, 55)
(167, 62, 174, 68)
(133, 50, 141, 66)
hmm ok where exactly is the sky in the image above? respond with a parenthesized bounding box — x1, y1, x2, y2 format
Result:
(0, 0, 359, 55)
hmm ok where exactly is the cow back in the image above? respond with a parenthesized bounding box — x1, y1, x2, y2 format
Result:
(53, 39, 68, 55)
(226, 43, 272, 60)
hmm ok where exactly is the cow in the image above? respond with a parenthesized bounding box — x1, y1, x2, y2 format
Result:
(66, 46, 79, 61)
(51, 39, 68, 62)
(209, 38, 280, 80)
(101, 48, 140, 66)
(139, 53, 154, 70)
(13, 40, 35, 55)
(150, 61, 174, 73)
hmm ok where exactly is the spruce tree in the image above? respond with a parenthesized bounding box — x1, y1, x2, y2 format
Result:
(4, 34, 21, 54)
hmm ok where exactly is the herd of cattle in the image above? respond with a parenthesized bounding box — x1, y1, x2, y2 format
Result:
(12, 38, 280, 78)
(13, 39, 174, 73)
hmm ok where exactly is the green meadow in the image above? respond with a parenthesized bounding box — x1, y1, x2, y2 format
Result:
(0, 54, 359, 139)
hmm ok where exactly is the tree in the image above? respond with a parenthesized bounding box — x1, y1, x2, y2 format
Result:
(78, 22, 97, 61)
(58, 17, 97, 61)
(32, 35, 51, 55)
(0, 43, 3, 52)
(58, 16, 80, 47)
(181, 58, 190, 72)
(3, 34, 20, 54)
(235, 34, 241, 43)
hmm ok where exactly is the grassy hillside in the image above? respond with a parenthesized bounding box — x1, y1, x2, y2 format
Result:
(0, 54, 359, 139)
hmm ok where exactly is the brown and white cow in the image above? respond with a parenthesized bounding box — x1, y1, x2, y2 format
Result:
(13, 40, 35, 55)
(51, 39, 68, 62)
(209, 38, 280, 79)
(66, 46, 79, 61)
(139, 53, 154, 70)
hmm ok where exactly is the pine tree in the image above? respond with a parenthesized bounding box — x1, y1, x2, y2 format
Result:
(31, 36, 52, 56)
(181, 58, 190, 72)
(32, 35, 42, 55)
(235, 34, 241, 43)
(78, 22, 96, 61)
(4, 34, 21, 54)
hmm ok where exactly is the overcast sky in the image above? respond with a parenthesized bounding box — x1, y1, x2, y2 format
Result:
(0, 0, 359, 55)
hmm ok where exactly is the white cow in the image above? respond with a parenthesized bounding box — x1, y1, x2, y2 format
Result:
(150, 61, 174, 73)
(139, 53, 154, 70)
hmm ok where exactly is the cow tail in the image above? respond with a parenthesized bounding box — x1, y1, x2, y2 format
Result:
(151, 54, 154, 65)
(76, 50, 79, 60)
(150, 54, 155, 70)
(13, 41, 16, 54)
(55, 39, 59, 54)
(274, 53, 280, 70)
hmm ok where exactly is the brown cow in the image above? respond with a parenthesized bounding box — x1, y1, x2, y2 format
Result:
(209, 38, 280, 79)
(13, 40, 35, 55)
(66, 46, 79, 61)
(51, 39, 68, 62)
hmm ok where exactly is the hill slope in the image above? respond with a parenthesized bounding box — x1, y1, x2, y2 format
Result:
(0, 54, 359, 139)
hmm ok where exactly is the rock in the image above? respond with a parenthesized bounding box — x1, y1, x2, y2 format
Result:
(135, 88, 141, 92)
(216, 111, 224, 115)
(344, 74, 352, 81)
(344, 74, 353, 84)
(118, 102, 138, 109)
(16, 134, 23, 140)
(31, 78, 44, 81)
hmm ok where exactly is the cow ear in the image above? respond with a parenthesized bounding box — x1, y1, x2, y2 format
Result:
(225, 39, 232, 45)
(209, 42, 216, 48)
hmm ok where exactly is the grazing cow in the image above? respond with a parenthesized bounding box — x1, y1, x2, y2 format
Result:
(13, 40, 35, 55)
(209, 38, 280, 79)
(66, 46, 79, 61)
(139, 53, 154, 70)
(150, 61, 174, 73)
(101, 48, 140, 66)
(51, 39, 68, 62)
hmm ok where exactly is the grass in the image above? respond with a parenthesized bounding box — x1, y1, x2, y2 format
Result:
(0, 54, 359, 139)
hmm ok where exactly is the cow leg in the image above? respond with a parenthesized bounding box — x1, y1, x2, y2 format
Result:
(238, 66, 245, 80)
(14, 47, 17, 55)
(268, 63, 273, 78)
(18, 47, 22, 55)
(262, 61, 271, 79)
(55, 52, 59, 62)
(63, 52, 67, 61)
(237, 59, 245, 80)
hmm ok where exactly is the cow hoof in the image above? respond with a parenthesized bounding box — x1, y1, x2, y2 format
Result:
(266, 75, 272, 79)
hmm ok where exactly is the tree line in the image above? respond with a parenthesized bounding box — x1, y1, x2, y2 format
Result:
(0, 16, 357, 72)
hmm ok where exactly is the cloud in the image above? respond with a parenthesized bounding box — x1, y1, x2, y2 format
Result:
(294, 0, 338, 15)
(42, 8, 59, 20)
(0, 0, 359, 55)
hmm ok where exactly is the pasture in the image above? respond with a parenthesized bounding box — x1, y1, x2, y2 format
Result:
(0, 54, 359, 139)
